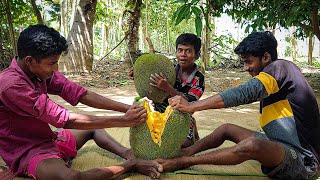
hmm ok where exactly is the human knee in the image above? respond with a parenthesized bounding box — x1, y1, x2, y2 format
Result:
(36, 158, 80, 180)
(232, 137, 262, 156)
(218, 123, 235, 132)
(218, 123, 238, 138)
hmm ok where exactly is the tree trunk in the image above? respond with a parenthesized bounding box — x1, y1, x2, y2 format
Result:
(166, 14, 170, 53)
(291, 28, 297, 63)
(310, 5, 320, 41)
(70, 0, 77, 30)
(100, 23, 109, 57)
(59, 0, 97, 73)
(308, 32, 314, 65)
(60, 0, 68, 37)
(30, 0, 44, 24)
(124, 0, 142, 67)
(200, 0, 210, 74)
(4, 0, 17, 55)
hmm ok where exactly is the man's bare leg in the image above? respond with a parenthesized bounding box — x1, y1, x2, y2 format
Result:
(180, 123, 255, 156)
(71, 129, 134, 160)
(159, 127, 285, 172)
(36, 158, 162, 180)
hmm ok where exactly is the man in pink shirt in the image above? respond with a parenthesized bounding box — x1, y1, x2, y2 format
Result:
(0, 24, 162, 180)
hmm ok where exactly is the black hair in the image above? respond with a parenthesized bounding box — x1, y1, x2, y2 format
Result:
(234, 31, 278, 61)
(175, 33, 202, 56)
(17, 24, 68, 61)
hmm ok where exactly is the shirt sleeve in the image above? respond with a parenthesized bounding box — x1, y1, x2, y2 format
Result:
(47, 71, 87, 106)
(184, 72, 205, 102)
(219, 78, 268, 108)
(0, 81, 69, 128)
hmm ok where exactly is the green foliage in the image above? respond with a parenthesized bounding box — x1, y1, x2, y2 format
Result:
(311, 60, 320, 68)
(209, 34, 240, 68)
(171, 0, 209, 37)
(224, 0, 320, 39)
(284, 46, 291, 57)
(172, 0, 320, 39)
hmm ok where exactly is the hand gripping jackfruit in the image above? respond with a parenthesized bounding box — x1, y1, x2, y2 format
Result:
(129, 98, 191, 160)
(133, 54, 176, 103)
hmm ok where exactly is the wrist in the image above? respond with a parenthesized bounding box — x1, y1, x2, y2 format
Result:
(188, 101, 196, 112)
(123, 159, 136, 171)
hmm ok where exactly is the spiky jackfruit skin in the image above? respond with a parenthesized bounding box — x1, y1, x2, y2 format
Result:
(133, 54, 176, 103)
(129, 110, 191, 160)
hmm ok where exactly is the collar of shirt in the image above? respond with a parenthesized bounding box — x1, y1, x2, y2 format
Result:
(175, 64, 199, 87)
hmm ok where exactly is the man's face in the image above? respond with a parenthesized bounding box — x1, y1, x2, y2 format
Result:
(176, 44, 198, 69)
(27, 55, 59, 80)
(240, 54, 265, 77)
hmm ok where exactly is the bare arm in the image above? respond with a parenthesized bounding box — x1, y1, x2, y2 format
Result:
(63, 104, 146, 129)
(169, 94, 225, 113)
(79, 90, 130, 113)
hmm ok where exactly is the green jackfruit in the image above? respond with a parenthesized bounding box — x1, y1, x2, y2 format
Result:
(133, 54, 176, 103)
(129, 99, 191, 160)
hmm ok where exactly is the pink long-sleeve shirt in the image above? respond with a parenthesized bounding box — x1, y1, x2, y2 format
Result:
(0, 58, 87, 175)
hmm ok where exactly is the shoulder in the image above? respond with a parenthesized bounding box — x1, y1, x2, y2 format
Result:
(264, 59, 297, 72)
(0, 69, 29, 91)
(195, 66, 204, 78)
(262, 59, 299, 80)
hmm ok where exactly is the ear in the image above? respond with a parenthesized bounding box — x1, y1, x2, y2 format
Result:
(262, 52, 272, 65)
(24, 56, 34, 66)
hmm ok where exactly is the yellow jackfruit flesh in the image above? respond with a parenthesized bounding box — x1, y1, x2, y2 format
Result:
(130, 98, 191, 160)
(143, 100, 173, 145)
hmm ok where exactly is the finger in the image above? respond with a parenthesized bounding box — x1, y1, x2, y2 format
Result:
(129, 104, 137, 110)
(150, 74, 157, 79)
(154, 73, 161, 79)
(134, 105, 144, 111)
(135, 109, 147, 118)
(150, 82, 157, 87)
(159, 72, 166, 79)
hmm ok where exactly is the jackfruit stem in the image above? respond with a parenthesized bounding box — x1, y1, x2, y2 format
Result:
(146, 36, 155, 54)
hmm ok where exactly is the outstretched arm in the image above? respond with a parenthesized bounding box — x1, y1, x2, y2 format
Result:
(170, 78, 268, 113)
(170, 95, 225, 113)
(63, 104, 147, 129)
(79, 90, 130, 113)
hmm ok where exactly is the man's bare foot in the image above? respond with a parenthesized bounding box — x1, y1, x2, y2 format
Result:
(0, 166, 15, 180)
(133, 159, 163, 179)
(156, 157, 189, 172)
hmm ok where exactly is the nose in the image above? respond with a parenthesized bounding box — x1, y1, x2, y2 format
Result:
(181, 50, 187, 56)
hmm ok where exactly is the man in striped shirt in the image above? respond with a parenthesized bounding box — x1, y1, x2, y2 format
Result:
(157, 31, 320, 179)
(150, 33, 205, 148)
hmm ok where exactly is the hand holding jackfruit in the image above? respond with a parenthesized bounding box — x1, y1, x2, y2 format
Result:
(130, 98, 191, 160)
(133, 54, 176, 103)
